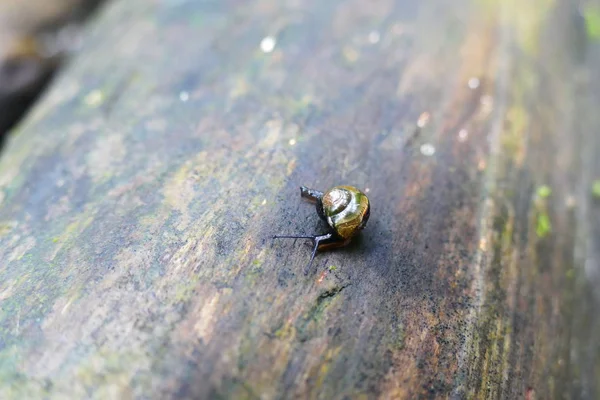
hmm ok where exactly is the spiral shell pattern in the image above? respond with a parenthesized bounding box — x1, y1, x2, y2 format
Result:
(322, 185, 370, 239)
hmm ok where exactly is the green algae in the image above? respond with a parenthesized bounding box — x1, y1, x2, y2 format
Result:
(584, 5, 600, 40)
(536, 212, 551, 238)
(591, 180, 600, 198)
(536, 185, 551, 199)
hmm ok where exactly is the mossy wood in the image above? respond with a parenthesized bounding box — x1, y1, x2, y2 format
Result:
(0, 0, 598, 398)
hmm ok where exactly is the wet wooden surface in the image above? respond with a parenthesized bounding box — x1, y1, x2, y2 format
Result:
(0, 0, 599, 398)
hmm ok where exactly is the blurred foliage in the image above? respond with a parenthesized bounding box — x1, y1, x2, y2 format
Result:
(592, 180, 600, 198)
(537, 185, 552, 198)
(536, 213, 552, 238)
(584, 4, 600, 40)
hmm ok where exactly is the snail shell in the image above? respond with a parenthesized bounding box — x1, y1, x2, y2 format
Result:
(321, 185, 370, 239)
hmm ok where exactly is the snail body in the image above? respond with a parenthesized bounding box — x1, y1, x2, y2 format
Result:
(274, 185, 370, 274)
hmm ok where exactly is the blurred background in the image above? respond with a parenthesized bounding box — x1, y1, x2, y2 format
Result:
(0, 0, 104, 137)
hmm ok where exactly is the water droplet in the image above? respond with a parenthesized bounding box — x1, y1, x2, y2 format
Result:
(420, 143, 435, 156)
(365, 188, 371, 193)
(468, 77, 480, 89)
(261, 199, 267, 206)
(84, 90, 104, 107)
(179, 91, 189, 102)
(368, 31, 380, 44)
(458, 129, 468, 141)
(288, 138, 296, 146)
(260, 36, 276, 53)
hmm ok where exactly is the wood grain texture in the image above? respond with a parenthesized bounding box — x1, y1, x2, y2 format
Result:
(0, 0, 598, 398)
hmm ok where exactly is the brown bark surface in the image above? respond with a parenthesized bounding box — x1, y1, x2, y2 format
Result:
(0, 0, 599, 398)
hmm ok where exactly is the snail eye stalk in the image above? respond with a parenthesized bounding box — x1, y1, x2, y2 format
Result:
(300, 186, 323, 203)
(272, 185, 369, 275)
(272, 233, 333, 274)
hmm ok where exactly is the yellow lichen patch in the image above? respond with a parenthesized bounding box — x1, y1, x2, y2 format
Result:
(379, 309, 422, 397)
(86, 134, 126, 183)
(167, 227, 215, 275)
(162, 161, 198, 231)
(83, 89, 105, 108)
(502, 105, 527, 166)
(194, 292, 222, 343)
(403, 179, 425, 199)
(97, 245, 153, 292)
(235, 322, 294, 400)
(28, 78, 82, 127)
(316, 346, 342, 389)
(0, 348, 49, 399)
(0, 147, 31, 191)
(8, 236, 36, 262)
(229, 239, 255, 277)
(459, 30, 492, 81)
(479, 317, 510, 398)
(396, 53, 439, 96)
(0, 278, 17, 301)
(286, 159, 296, 177)
(342, 46, 359, 64)
(40, 288, 84, 333)
(45, 195, 72, 222)
(71, 350, 147, 399)
(262, 119, 284, 148)
(60, 293, 79, 316)
(273, 320, 295, 340)
(46, 211, 97, 261)
(0, 220, 16, 236)
(229, 75, 249, 98)
(477, 0, 554, 56)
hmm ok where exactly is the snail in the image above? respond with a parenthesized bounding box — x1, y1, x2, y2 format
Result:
(273, 185, 370, 274)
